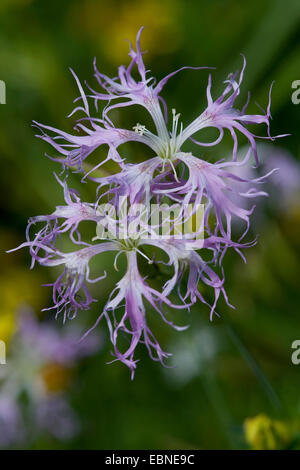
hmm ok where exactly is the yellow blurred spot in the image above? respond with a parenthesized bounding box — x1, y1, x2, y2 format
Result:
(70, 0, 182, 64)
(0, 312, 15, 344)
(0, 266, 46, 344)
(0, 0, 32, 13)
(244, 414, 290, 450)
(1, 267, 44, 311)
(40, 362, 72, 394)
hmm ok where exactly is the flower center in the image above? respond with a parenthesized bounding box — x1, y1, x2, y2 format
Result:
(133, 108, 182, 163)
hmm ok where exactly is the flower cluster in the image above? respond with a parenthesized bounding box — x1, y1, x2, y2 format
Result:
(0, 309, 100, 446)
(11, 28, 284, 378)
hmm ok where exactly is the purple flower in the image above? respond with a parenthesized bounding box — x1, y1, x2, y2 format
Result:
(25, 242, 116, 321)
(35, 396, 79, 440)
(26, 174, 99, 257)
(0, 396, 25, 447)
(259, 143, 300, 210)
(32, 67, 159, 174)
(0, 309, 102, 446)
(91, 27, 210, 133)
(82, 249, 189, 378)
(93, 157, 163, 206)
(145, 235, 255, 319)
(176, 60, 275, 165)
(10, 27, 288, 378)
(18, 308, 100, 364)
(224, 143, 300, 219)
(154, 148, 273, 239)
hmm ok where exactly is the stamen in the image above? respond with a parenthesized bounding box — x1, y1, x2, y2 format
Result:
(172, 108, 181, 138)
(133, 123, 146, 135)
(135, 247, 153, 264)
(169, 159, 179, 183)
(113, 251, 124, 271)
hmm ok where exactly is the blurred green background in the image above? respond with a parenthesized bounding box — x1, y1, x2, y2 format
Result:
(1, 0, 300, 450)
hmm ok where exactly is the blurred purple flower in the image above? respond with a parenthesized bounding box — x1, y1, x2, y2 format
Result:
(35, 396, 79, 440)
(18, 308, 100, 363)
(226, 143, 300, 220)
(0, 309, 101, 446)
(0, 396, 24, 447)
(260, 144, 300, 210)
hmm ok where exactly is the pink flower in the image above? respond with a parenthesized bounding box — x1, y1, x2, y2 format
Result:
(9, 27, 288, 377)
